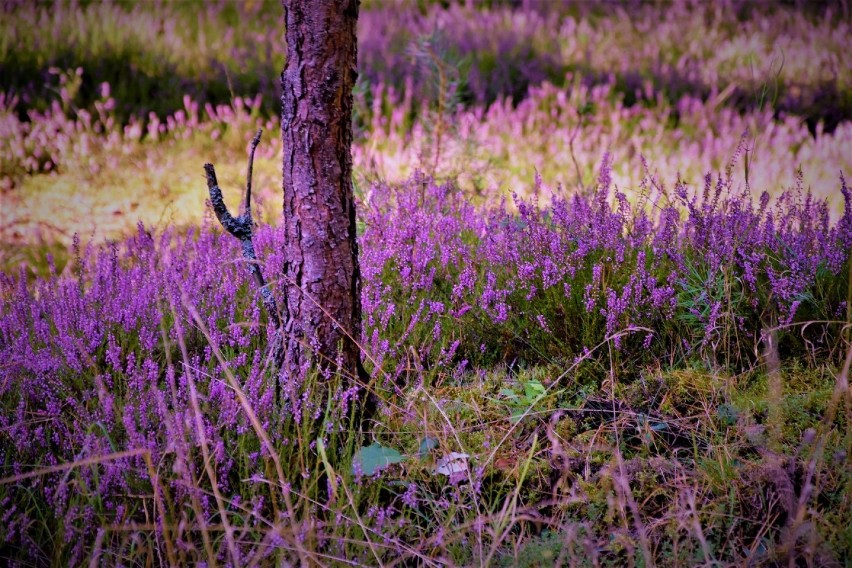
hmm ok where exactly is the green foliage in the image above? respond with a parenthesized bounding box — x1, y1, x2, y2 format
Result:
(352, 442, 406, 476)
(497, 376, 547, 423)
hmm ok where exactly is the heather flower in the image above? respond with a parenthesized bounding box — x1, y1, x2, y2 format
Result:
(401, 483, 418, 509)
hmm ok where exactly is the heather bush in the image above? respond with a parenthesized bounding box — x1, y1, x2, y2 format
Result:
(0, 84, 270, 188)
(0, 223, 369, 564)
(2, 166, 850, 564)
(356, 78, 852, 216)
(4, 75, 850, 238)
(361, 164, 851, 376)
(2, 1, 849, 126)
(2, 1, 851, 564)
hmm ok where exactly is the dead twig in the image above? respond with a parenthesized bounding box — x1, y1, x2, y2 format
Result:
(203, 129, 283, 335)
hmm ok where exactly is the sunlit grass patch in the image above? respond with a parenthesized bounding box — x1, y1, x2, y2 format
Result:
(5, 78, 851, 248)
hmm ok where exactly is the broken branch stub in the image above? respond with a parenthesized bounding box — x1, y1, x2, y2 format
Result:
(203, 129, 281, 331)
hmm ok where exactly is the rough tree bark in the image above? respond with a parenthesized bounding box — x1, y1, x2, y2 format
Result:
(279, 0, 363, 382)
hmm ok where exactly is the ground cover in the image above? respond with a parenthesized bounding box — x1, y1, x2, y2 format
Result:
(2, 169, 850, 565)
(1, 1, 851, 566)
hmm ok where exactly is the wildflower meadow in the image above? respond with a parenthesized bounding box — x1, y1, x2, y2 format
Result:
(1, 1, 851, 566)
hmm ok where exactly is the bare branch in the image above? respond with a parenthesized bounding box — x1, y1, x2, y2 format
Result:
(204, 163, 250, 239)
(245, 129, 263, 220)
(204, 160, 281, 331)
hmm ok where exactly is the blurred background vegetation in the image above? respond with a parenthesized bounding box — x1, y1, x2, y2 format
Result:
(2, 0, 849, 129)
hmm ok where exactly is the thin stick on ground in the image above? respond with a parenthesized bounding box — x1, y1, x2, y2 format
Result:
(0, 449, 148, 485)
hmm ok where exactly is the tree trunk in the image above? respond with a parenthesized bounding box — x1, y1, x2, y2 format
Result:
(279, 0, 362, 383)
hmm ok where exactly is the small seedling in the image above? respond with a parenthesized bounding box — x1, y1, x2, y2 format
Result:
(497, 378, 547, 423)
